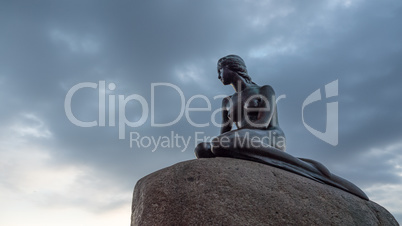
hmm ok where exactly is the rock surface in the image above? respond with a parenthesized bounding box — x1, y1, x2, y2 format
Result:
(131, 157, 399, 226)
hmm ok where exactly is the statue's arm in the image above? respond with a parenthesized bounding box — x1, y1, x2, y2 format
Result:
(220, 96, 232, 134)
(245, 85, 276, 129)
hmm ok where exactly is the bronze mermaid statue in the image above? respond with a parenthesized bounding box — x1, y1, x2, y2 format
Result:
(195, 55, 368, 200)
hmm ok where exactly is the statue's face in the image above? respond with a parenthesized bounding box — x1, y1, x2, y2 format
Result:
(218, 66, 235, 85)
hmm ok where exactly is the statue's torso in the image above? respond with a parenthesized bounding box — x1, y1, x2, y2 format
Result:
(226, 85, 279, 129)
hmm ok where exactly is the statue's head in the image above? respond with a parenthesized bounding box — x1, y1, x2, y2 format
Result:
(217, 55, 253, 84)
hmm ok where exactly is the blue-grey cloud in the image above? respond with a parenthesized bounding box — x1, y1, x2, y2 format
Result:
(1, 0, 401, 223)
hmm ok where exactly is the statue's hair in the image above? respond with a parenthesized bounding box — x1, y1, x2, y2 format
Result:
(217, 55, 254, 84)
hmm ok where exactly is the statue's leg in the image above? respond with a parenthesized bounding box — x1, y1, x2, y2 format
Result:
(209, 129, 369, 200)
(210, 129, 319, 173)
(194, 142, 215, 158)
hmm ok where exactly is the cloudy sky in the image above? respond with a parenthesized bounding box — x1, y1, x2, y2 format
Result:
(1, 0, 401, 225)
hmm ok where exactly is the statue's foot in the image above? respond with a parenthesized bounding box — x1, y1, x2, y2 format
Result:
(195, 142, 215, 158)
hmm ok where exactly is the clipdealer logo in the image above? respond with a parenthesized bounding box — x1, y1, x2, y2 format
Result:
(64, 80, 338, 147)
(302, 80, 338, 146)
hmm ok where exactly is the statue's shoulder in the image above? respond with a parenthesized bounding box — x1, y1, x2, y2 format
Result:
(259, 84, 275, 94)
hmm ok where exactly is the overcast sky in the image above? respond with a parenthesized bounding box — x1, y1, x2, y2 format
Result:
(1, 0, 401, 225)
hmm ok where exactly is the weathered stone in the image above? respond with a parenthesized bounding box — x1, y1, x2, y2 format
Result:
(131, 157, 399, 226)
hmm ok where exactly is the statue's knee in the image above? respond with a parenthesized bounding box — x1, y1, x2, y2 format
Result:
(211, 137, 231, 157)
(195, 142, 214, 158)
